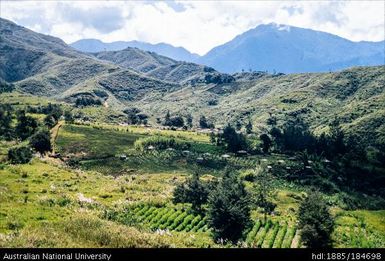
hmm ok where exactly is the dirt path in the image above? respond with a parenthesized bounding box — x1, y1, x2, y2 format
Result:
(50, 121, 64, 154)
(290, 229, 301, 248)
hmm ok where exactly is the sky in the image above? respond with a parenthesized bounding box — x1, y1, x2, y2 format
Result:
(1, 1, 384, 55)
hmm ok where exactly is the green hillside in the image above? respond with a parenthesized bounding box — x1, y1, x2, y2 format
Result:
(0, 17, 384, 249)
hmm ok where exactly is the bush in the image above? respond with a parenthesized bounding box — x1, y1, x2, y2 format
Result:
(8, 146, 33, 164)
(30, 130, 52, 155)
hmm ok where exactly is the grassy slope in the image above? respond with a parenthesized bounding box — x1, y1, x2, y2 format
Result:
(135, 66, 385, 146)
(1, 122, 384, 247)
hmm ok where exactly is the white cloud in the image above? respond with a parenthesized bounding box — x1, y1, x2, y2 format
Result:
(0, 0, 384, 55)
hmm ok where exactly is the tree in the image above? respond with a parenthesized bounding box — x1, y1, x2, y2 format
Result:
(199, 115, 208, 129)
(64, 110, 74, 124)
(75, 97, 102, 107)
(207, 169, 251, 243)
(44, 114, 57, 128)
(269, 126, 282, 151)
(260, 134, 272, 154)
(186, 114, 193, 129)
(253, 168, 276, 221)
(15, 111, 38, 140)
(217, 124, 248, 153)
(298, 191, 334, 248)
(209, 132, 217, 144)
(0, 104, 13, 139)
(164, 111, 171, 126)
(280, 116, 316, 153)
(0, 80, 14, 93)
(245, 120, 253, 134)
(329, 118, 346, 156)
(44, 103, 63, 121)
(8, 146, 33, 164)
(170, 116, 184, 127)
(172, 172, 211, 212)
(30, 130, 52, 155)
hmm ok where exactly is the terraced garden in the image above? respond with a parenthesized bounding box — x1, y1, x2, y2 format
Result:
(104, 203, 299, 248)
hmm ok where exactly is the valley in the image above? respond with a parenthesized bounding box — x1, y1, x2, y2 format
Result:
(0, 16, 384, 249)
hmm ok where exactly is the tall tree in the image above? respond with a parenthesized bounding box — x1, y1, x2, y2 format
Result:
(164, 111, 171, 126)
(15, 111, 38, 140)
(245, 120, 253, 134)
(259, 134, 272, 154)
(218, 124, 248, 153)
(186, 114, 193, 129)
(172, 172, 211, 213)
(0, 104, 13, 139)
(298, 191, 334, 248)
(199, 115, 208, 129)
(64, 110, 74, 124)
(207, 169, 251, 243)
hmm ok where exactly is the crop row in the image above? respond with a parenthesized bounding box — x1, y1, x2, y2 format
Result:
(246, 219, 297, 248)
(132, 205, 208, 233)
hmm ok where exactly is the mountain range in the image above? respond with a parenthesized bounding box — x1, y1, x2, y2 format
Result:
(70, 23, 384, 74)
(1, 17, 384, 149)
(70, 39, 199, 62)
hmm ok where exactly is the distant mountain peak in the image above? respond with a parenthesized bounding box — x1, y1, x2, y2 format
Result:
(198, 24, 384, 73)
(70, 39, 200, 62)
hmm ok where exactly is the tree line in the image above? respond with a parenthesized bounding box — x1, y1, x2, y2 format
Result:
(0, 103, 74, 164)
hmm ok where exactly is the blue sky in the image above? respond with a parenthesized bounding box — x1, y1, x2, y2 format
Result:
(1, 1, 384, 55)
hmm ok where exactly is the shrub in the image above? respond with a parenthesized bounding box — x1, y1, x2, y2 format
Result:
(8, 146, 33, 164)
(30, 130, 52, 155)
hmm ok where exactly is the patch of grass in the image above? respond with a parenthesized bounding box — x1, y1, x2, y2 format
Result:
(56, 124, 144, 158)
